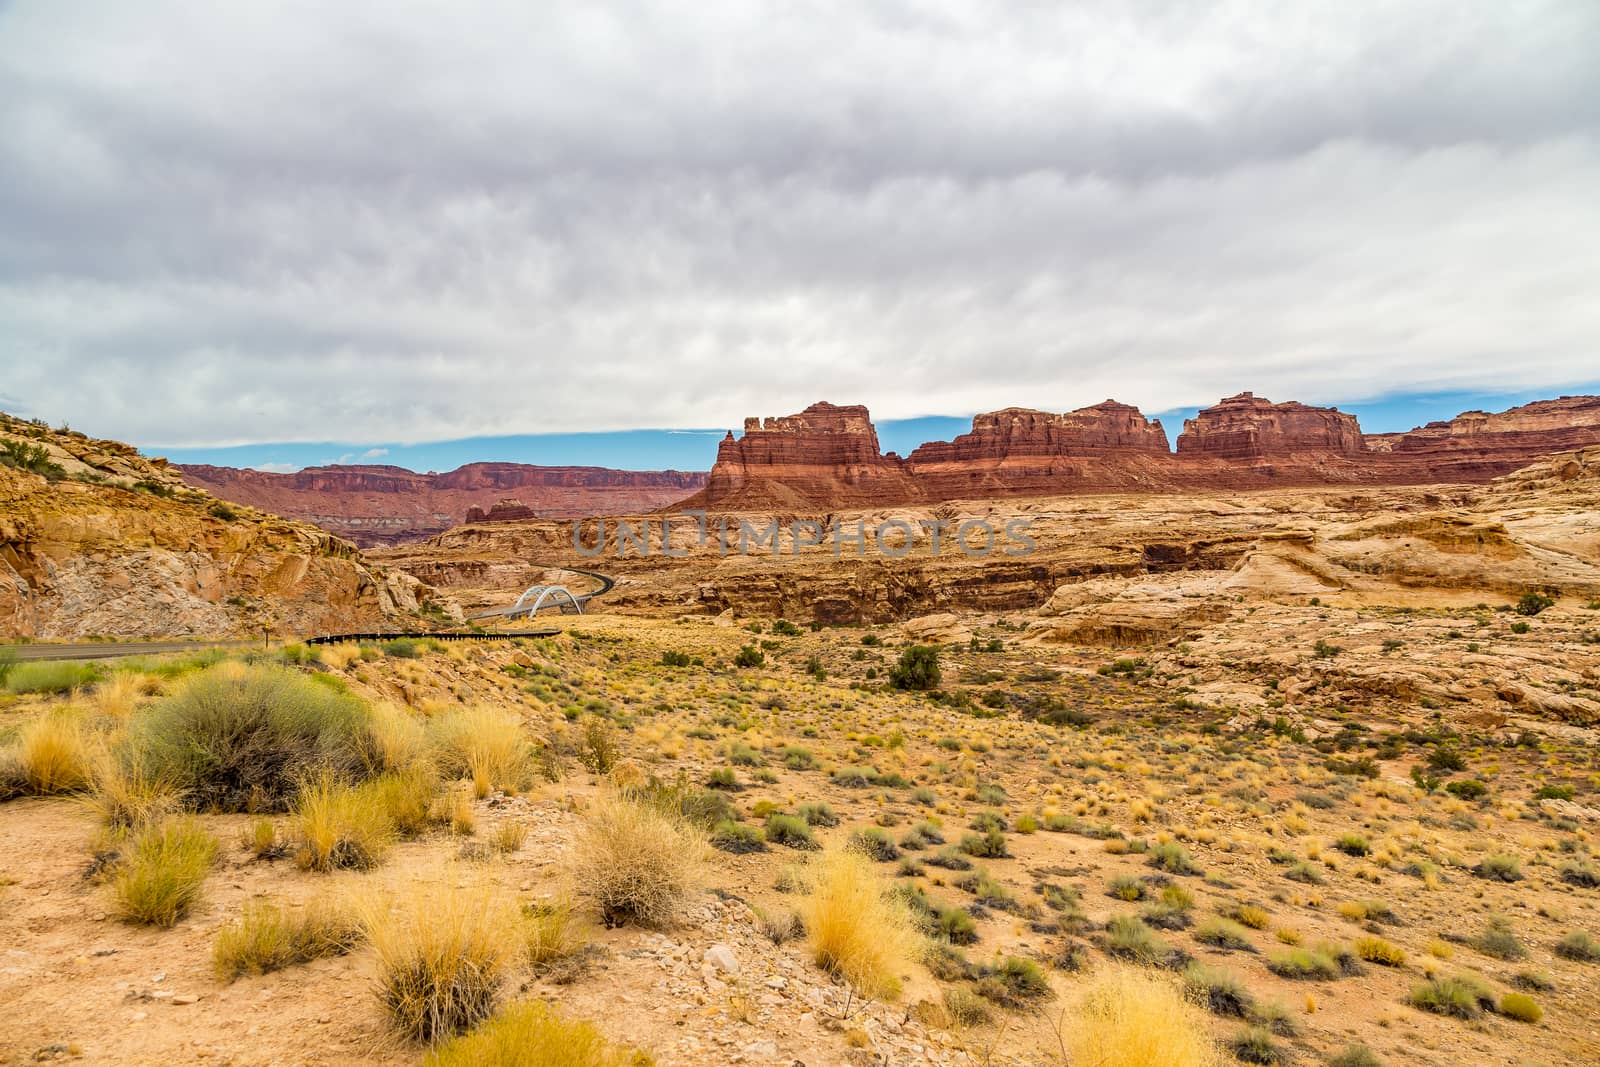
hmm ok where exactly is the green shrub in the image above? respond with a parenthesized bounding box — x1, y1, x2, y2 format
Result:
(1409, 974, 1495, 1019)
(1554, 930, 1600, 962)
(1328, 1046, 1383, 1067)
(1104, 914, 1169, 965)
(1266, 946, 1341, 980)
(0, 439, 64, 478)
(796, 801, 839, 827)
(1476, 853, 1523, 882)
(4, 659, 99, 694)
(849, 826, 901, 862)
(711, 820, 766, 854)
(1334, 832, 1370, 857)
(888, 645, 941, 691)
(382, 637, 422, 659)
(733, 645, 765, 668)
(132, 662, 372, 812)
(959, 828, 1009, 859)
(765, 813, 818, 850)
(112, 816, 219, 926)
(1515, 591, 1554, 616)
(1183, 962, 1255, 1017)
(661, 650, 691, 667)
(1473, 917, 1526, 960)
(1195, 917, 1254, 952)
(1230, 1026, 1286, 1065)
(1148, 841, 1201, 875)
(973, 955, 1052, 1008)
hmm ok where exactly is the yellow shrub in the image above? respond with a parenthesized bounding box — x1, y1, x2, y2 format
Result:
(363, 878, 520, 1044)
(293, 773, 395, 872)
(799, 848, 919, 1001)
(370, 700, 431, 772)
(213, 898, 362, 980)
(424, 1000, 648, 1066)
(92, 672, 145, 719)
(431, 707, 532, 798)
(14, 711, 92, 794)
(1064, 965, 1220, 1067)
(571, 791, 705, 928)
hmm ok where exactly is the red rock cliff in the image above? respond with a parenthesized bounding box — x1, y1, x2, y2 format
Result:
(178, 462, 706, 546)
(690, 401, 922, 509)
(1176, 392, 1367, 460)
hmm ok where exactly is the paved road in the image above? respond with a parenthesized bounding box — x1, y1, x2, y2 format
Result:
(3, 639, 264, 662)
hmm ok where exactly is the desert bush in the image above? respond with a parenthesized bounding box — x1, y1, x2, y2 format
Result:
(368, 701, 431, 772)
(888, 645, 941, 691)
(1515, 591, 1554, 616)
(111, 816, 218, 926)
(1182, 963, 1254, 1018)
(959, 828, 1009, 858)
(1230, 1027, 1286, 1065)
(1475, 853, 1523, 882)
(974, 955, 1052, 1008)
(1148, 842, 1201, 875)
(423, 1000, 643, 1067)
(1334, 833, 1370, 857)
(367, 764, 443, 836)
(4, 660, 99, 695)
(1230, 904, 1270, 930)
(1559, 860, 1600, 888)
(1109, 876, 1147, 902)
(1195, 917, 1255, 952)
(10, 710, 92, 794)
(1473, 917, 1526, 960)
(576, 717, 619, 774)
(364, 881, 519, 1043)
(382, 638, 422, 659)
(1498, 992, 1542, 1023)
(430, 707, 532, 798)
(942, 986, 992, 1027)
(572, 791, 705, 927)
(1062, 965, 1220, 1067)
(213, 898, 362, 980)
(849, 826, 902, 862)
(1105, 914, 1172, 966)
(131, 662, 371, 812)
(1554, 930, 1600, 962)
(733, 645, 765, 668)
(1266, 946, 1342, 980)
(765, 813, 818, 850)
(86, 746, 183, 830)
(711, 819, 765, 854)
(1408, 974, 1495, 1019)
(1355, 936, 1406, 967)
(293, 772, 396, 871)
(521, 896, 590, 975)
(799, 847, 919, 1000)
(1327, 1046, 1383, 1067)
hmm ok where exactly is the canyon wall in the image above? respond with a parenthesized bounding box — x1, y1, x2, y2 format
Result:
(687, 393, 1600, 510)
(178, 462, 707, 546)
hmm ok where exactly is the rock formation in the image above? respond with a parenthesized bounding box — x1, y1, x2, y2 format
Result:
(1, 413, 454, 639)
(1176, 392, 1367, 459)
(692, 402, 922, 509)
(178, 462, 707, 546)
(687, 393, 1600, 510)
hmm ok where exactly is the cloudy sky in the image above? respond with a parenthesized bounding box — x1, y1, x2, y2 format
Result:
(2, 1, 1598, 466)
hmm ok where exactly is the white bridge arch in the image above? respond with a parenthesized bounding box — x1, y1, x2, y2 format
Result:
(508, 584, 584, 618)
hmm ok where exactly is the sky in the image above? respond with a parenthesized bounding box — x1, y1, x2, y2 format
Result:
(2, 2, 1598, 472)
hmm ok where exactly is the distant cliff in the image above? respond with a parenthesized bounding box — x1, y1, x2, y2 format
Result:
(681, 393, 1600, 509)
(177, 463, 707, 546)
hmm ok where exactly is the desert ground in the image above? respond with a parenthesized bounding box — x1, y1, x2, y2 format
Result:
(4, 451, 1600, 1066)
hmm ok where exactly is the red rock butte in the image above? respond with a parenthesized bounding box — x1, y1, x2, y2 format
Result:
(681, 393, 1600, 510)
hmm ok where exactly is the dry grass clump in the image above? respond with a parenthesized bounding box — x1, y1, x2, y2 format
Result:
(293, 772, 396, 872)
(369, 700, 432, 772)
(85, 746, 184, 830)
(111, 816, 218, 926)
(798, 847, 920, 1001)
(213, 898, 362, 980)
(131, 662, 372, 812)
(522, 896, 591, 976)
(366, 764, 443, 836)
(423, 1000, 648, 1067)
(430, 707, 533, 798)
(92, 671, 146, 719)
(1060, 965, 1221, 1067)
(364, 880, 520, 1044)
(571, 791, 706, 927)
(10, 710, 93, 795)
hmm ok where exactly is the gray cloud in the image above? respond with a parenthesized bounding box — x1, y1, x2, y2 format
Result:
(1, 0, 1597, 445)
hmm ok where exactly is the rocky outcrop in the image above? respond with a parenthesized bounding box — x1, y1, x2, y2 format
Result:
(464, 498, 539, 524)
(178, 462, 707, 546)
(687, 402, 922, 510)
(690, 393, 1600, 510)
(905, 401, 1173, 498)
(1, 413, 454, 639)
(1176, 392, 1367, 460)
(1364, 397, 1600, 481)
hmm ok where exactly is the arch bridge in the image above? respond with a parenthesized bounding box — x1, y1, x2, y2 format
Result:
(467, 566, 615, 624)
